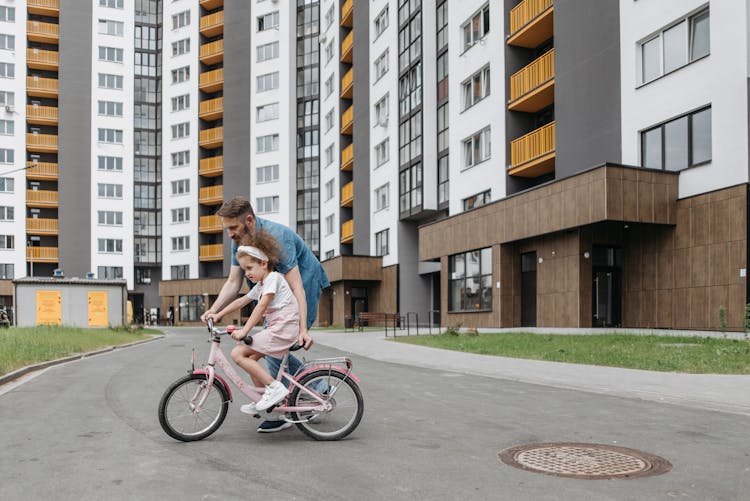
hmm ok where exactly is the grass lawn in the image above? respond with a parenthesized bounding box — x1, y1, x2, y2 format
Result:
(392, 332, 750, 374)
(0, 326, 157, 376)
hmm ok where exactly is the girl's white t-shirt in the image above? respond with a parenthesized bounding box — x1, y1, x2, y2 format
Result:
(245, 271, 296, 310)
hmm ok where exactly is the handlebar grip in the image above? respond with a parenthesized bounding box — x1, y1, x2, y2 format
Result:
(289, 343, 302, 352)
(243, 335, 253, 345)
(226, 325, 236, 334)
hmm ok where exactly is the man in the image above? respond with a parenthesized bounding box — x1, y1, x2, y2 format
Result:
(201, 196, 330, 433)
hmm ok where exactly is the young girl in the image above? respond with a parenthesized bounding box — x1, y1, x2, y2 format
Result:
(207, 231, 300, 413)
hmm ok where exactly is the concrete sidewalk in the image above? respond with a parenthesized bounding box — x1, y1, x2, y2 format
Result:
(312, 329, 750, 417)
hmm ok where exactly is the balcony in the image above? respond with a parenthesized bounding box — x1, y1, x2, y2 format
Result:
(27, 246, 58, 263)
(341, 105, 353, 135)
(341, 0, 353, 28)
(200, 243, 223, 262)
(341, 31, 353, 63)
(26, 161, 58, 180)
(26, 133, 58, 153)
(27, 20, 59, 44)
(199, 185, 223, 205)
(199, 97, 223, 121)
(26, 218, 58, 236)
(27, 48, 59, 71)
(26, 189, 59, 208)
(199, 0, 223, 10)
(199, 126, 223, 149)
(28, 0, 59, 17)
(27, 76, 59, 98)
(199, 156, 223, 177)
(199, 68, 224, 93)
(508, 121, 556, 178)
(200, 39, 224, 65)
(341, 143, 353, 171)
(199, 215, 223, 234)
(508, 0, 554, 48)
(26, 105, 58, 126)
(340, 181, 354, 208)
(508, 49, 555, 113)
(200, 11, 224, 37)
(341, 67, 354, 99)
(340, 219, 354, 244)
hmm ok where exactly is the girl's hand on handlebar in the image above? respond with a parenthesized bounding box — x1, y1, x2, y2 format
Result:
(205, 312, 222, 323)
(230, 328, 245, 342)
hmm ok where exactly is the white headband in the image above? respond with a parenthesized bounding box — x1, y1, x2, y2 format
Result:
(237, 245, 269, 262)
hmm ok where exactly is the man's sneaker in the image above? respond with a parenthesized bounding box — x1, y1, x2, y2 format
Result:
(256, 380, 289, 411)
(257, 420, 293, 433)
(240, 402, 258, 416)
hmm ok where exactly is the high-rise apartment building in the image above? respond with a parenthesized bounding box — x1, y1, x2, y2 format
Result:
(0, 0, 746, 331)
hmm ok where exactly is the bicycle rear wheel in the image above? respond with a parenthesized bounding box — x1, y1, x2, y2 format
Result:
(158, 373, 229, 442)
(290, 370, 363, 441)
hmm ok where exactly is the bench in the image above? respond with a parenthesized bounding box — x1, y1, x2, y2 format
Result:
(357, 312, 403, 333)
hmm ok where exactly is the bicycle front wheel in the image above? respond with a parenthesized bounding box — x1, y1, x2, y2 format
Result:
(158, 373, 229, 442)
(290, 370, 363, 441)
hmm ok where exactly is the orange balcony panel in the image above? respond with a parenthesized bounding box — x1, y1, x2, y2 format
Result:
(199, 156, 223, 177)
(27, 20, 59, 44)
(199, 185, 224, 205)
(200, 11, 224, 37)
(199, 68, 224, 93)
(27, 48, 59, 71)
(199, 126, 223, 149)
(340, 219, 354, 244)
(27, 246, 59, 263)
(26, 105, 58, 126)
(341, 67, 354, 99)
(28, 0, 59, 17)
(26, 189, 59, 208)
(200, 39, 224, 65)
(341, 105, 353, 135)
(200, 0, 223, 10)
(199, 215, 223, 234)
(341, 31, 353, 63)
(508, 121, 556, 178)
(199, 97, 223, 121)
(26, 161, 58, 180)
(341, 144, 353, 171)
(340, 181, 354, 208)
(27, 76, 59, 98)
(508, 49, 555, 113)
(26, 218, 58, 236)
(200, 243, 224, 262)
(341, 0, 353, 27)
(508, 0, 554, 48)
(26, 133, 58, 153)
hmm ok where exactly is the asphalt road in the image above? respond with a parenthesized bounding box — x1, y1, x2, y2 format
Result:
(1, 327, 749, 500)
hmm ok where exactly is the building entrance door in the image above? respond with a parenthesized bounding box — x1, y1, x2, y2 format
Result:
(592, 246, 622, 327)
(521, 252, 537, 327)
(350, 287, 368, 325)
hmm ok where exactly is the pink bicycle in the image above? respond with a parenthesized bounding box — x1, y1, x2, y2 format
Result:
(158, 319, 363, 441)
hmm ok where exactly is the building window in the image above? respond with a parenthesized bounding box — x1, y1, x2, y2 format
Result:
(98, 46, 123, 63)
(399, 163, 423, 213)
(171, 179, 190, 195)
(374, 93, 389, 126)
(375, 229, 389, 256)
(171, 236, 190, 251)
(324, 178, 334, 200)
(324, 144, 334, 166)
(0, 235, 13, 249)
(257, 134, 279, 153)
(99, 0, 124, 9)
(0, 206, 13, 221)
(98, 156, 123, 171)
(0, 120, 12, 135)
(0, 177, 13, 192)
(172, 38, 190, 56)
(462, 3, 489, 52)
(256, 164, 279, 184)
(98, 266, 123, 279)
(374, 6, 389, 38)
(258, 11, 279, 31)
(324, 74, 334, 98)
(0, 34, 14, 50)
(171, 150, 190, 167)
(436, 0, 448, 51)
(325, 214, 334, 235)
(324, 41, 334, 63)
(463, 127, 491, 168)
(0, 263, 14, 279)
(0, 7, 15, 22)
(640, 8, 709, 84)
(641, 106, 711, 171)
(97, 128, 123, 144)
(171, 66, 190, 84)
(98, 100, 123, 117)
(171, 122, 189, 139)
(171, 265, 189, 280)
(98, 238, 123, 254)
(171, 94, 190, 112)
(375, 183, 389, 211)
(98, 19, 124, 36)
(178, 295, 205, 322)
(461, 65, 490, 111)
(98, 73, 123, 89)
(0, 148, 12, 164)
(375, 138, 389, 167)
(463, 190, 490, 211)
(438, 155, 449, 205)
(172, 10, 190, 30)
(257, 102, 279, 122)
(374, 49, 389, 81)
(449, 247, 492, 312)
(97, 183, 123, 199)
(437, 104, 449, 152)
(257, 41, 279, 62)
(257, 72, 279, 92)
(256, 196, 279, 214)
(97, 210, 123, 226)
(324, 250, 334, 260)
(324, 5, 334, 29)
(0, 62, 13, 79)
(171, 207, 190, 223)
(324, 109, 334, 132)
(0, 91, 12, 106)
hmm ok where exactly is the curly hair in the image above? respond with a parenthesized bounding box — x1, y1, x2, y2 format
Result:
(236, 230, 284, 270)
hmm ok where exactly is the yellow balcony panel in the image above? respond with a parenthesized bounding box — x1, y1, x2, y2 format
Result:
(199, 126, 223, 149)
(340, 181, 354, 207)
(200, 11, 224, 37)
(26, 76, 59, 98)
(199, 185, 224, 205)
(26, 133, 58, 153)
(199, 156, 224, 177)
(200, 0, 223, 10)
(340, 219, 354, 244)
(27, 20, 59, 44)
(199, 97, 223, 121)
(341, 67, 354, 99)
(200, 39, 224, 65)
(508, 121, 556, 178)
(341, 105, 353, 135)
(27, 246, 59, 263)
(508, 0, 553, 48)
(200, 243, 224, 262)
(26, 218, 58, 236)
(28, 0, 59, 17)
(26, 161, 58, 180)
(341, 30, 353, 63)
(199, 68, 224, 93)
(27, 48, 59, 71)
(199, 215, 223, 234)
(341, 0, 353, 27)
(508, 49, 555, 113)
(26, 105, 58, 126)
(26, 189, 59, 208)
(341, 143, 353, 171)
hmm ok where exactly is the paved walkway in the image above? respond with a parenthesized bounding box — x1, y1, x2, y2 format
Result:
(312, 329, 750, 417)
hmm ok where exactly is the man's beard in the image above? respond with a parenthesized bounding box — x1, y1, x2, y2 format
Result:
(232, 222, 253, 243)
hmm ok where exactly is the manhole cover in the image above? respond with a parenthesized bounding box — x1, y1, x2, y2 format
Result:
(498, 443, 672, 480)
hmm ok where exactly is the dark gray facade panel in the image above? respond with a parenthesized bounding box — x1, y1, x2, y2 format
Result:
(397, 221, 432, 317)
(352, 0, 370, 255)
(554, 0, 622, 177)
(58, 0, 93, 278)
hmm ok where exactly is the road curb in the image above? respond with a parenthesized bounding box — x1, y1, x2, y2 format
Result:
(0, 334, 165, 386)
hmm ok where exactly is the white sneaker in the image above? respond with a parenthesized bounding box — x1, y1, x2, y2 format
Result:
(256, 381, 289, 411)
(240, 402, 258, 416)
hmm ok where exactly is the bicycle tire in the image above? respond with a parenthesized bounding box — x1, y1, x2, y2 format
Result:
(290, 369, 363, 441)
(158, 373, 229, 442)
